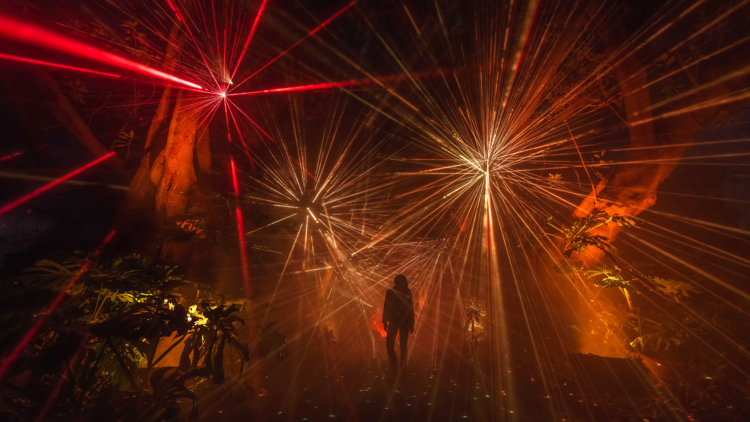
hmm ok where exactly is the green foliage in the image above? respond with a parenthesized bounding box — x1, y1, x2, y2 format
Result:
(547, 211, 642, 259)
(585, 266, 629, 289)
(0, 254, 264, 422)
(585, 265, 636, 309)
(548, 212, 707, 356)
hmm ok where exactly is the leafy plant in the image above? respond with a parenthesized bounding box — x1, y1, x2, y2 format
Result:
(592, 150, 613, 168)
(553, 259, 583, 276)
(120, 21, 146, 44)
(650, 277, 699, 300)
(112, 130, 137, 163)
(628, 309, 687, 352)
(91, 24, 114, 41)
(464, 298, 487, 343)
(585, 265, 637, 309)
(547, 211, 642, 260)
(254, 322, 288, 361)
(546, 173, 563, 187)
(62, 78, 89, 106)
(545, 211, 708, 357)
(0, 254, 266, 422)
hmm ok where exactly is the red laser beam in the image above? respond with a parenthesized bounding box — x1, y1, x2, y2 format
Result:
(34, 333, 92, 422)
(165, 0, 183, 22)
(0, 230, 116, 382)
(228, 99, 277, 143)
(0, 13, 203, 90)
(164, 1, 221, 91)
(0, 152, 23, 163)
(230, 0, 270, 80)
(231, 79, 363, 96)
(235, 207, 250, 289)
(231, 159, 252, 297)
(288, 154, 316, 181)
(0, 53, 121, 78)
(0, 152, 116, 217)
(229, 72, 437, 97)
(225, 99, 256, 168)
(231, 1, 357, 90)
(231, 157, 241, 195)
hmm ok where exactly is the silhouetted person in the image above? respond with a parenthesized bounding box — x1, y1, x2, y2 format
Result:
(383, 274, 414, 377)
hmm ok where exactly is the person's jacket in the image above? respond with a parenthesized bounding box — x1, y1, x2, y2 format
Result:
(382, 287, 415, 328)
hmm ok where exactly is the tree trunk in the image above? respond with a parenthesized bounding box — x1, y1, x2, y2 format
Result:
(117, 22, 185, 246)
(196, 125, 212, 180)
(116, 19, 221, 270)
(155, 90, 198, 222)
(153, 89, 201, 263)
(145, 22, 185, 150)
(36, 70, 124, 169)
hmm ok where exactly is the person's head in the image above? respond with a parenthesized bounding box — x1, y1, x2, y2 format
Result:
(394, 274, 408, 290)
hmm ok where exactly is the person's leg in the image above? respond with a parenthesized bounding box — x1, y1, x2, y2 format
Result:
(399, 326, 409, 371)
(385, 325, 398, 376)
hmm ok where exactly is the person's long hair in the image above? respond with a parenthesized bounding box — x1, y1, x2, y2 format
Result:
(394, 274, 409, 293)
